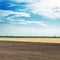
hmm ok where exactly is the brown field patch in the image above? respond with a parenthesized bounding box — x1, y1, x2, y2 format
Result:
(0, 41, 60, 60)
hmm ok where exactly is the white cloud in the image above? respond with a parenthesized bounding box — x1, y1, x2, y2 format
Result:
(28, 0, 60, 19)
(14, 12, 30, 17)
(0, 10, 30, 18)
(0, 10, 13, 18)
(10, 19, 49, 27)
(0, 10, 30, 23)
(12, 0, 38, 3)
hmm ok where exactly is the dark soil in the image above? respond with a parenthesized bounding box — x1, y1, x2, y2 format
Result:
(0, 41, 60, 60)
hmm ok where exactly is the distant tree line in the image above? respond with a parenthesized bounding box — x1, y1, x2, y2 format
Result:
(0, 36, 60, 38)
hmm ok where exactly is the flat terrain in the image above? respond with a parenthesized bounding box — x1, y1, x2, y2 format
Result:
(0, 39, 60, 60)
(0, 38, 60, 43)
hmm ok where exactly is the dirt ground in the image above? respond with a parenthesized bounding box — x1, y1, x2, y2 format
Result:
(0, 40, 60, 60)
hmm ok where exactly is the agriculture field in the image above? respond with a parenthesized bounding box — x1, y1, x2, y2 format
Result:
(0, 41, 60, 60)
(0, 38, 60, 43)
(0, 38, 60, 60)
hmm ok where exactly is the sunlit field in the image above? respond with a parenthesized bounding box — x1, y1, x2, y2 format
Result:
(0, 38, 60, 43)
(0, 38, 60, 60)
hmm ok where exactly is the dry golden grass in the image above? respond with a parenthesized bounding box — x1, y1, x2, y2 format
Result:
(0, 38, 60, 43)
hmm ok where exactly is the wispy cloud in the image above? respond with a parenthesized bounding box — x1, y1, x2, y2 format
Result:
(28, 0, 60, 19)
(0, 0, 28, 11)
(0, 10, 49, 27)
(0, 10, 30, 23)
(0, 10, 30, 17)
(12, 0, 38, 3)
(9, 19, 49, 27)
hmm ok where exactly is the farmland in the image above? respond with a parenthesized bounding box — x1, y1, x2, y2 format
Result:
(0, 38, 60, 60)
(0, 38, 60, 43)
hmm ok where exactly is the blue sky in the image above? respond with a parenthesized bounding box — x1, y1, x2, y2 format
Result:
(0, 0, 60, 36)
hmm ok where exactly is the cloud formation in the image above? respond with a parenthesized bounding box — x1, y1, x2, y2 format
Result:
(0, 10, 30, 23)
(28, 0, 60, 19)
(9, 19, 49, 27)
(0, 0, 60, 36)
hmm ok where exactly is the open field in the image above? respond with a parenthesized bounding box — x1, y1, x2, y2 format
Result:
(0, 41, 60, 60)
(0, 38, 60, 43)
(0, 38, 60, 60)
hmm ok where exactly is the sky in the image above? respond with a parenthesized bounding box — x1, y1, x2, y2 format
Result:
(0, 0, 60, 36)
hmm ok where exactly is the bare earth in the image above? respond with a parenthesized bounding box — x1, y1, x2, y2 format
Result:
(0, 38, 60, 60)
